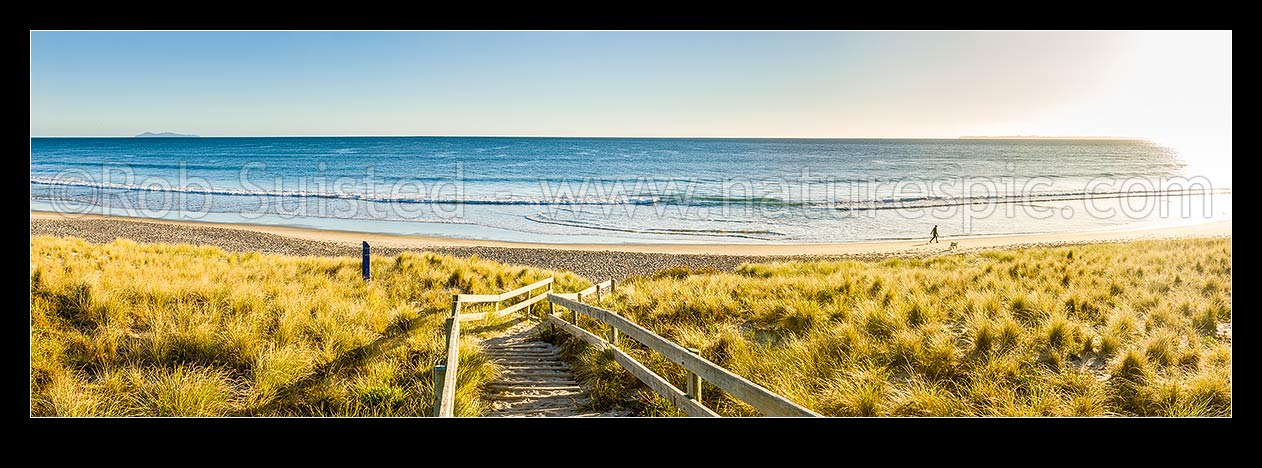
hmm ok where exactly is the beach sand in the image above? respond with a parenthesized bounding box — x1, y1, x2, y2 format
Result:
(30, 211, 1231, 280)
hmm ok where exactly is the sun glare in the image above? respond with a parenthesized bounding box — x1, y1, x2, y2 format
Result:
(1075, 31, 1232, 186)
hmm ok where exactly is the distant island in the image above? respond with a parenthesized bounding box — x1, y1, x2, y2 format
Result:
(958, 135, 1140, 140)
(135, 131, 199, 138)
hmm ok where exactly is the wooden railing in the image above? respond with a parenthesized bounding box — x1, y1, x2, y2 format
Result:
(545, 293, 820, 417)
(578, 279, 614, 299)
(433, 276, 819, 417)
(549, 279, 613, 302)
(456, 277, 554, 322)
(433, 277, 554, 417)
(431, 297, 462, 417)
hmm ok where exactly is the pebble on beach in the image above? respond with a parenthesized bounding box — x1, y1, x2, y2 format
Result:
(30, 217, 1154, 281)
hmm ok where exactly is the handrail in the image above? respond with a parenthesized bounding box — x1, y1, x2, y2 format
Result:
(547, 293, 820, 417)
(545, 314, 718, 417)
(433, 276, 817, 418)
(434, 296, 461, 417)
(457, 277, 554, 303)
(433, 276, 558, 416)
(576, 279, 613, 299)
(456, 277, 555, 322)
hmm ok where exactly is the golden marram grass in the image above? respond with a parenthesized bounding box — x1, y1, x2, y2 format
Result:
(30, 235, 1230, 416)
(557, 238, 1231, 416)
(30, 235, 589, 416)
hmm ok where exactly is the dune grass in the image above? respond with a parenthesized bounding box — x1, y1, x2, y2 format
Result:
(32, 234, 1232, 417)
(552, 238, 1231, 416)
(30, 235, 588, 416)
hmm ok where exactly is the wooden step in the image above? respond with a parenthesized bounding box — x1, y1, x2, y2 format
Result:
(488, 387, 582, 393)
(495, 400, 580, 408)
(496, 358, 565, 364)
(487, 363, 562, 370)
(490, 374, 578, 381)
(478, 320, 600, 417)
(490, 380, 580, 387)
(498, 366, 571, 372)
(494, 407, 594, 417)
(486, 348, 555, 353)
(484, 353, 560, 358)
(485, 391, 583, 401)
(487, 358, 557, 363)
(497, 373, 572, 380)
(487, 385, 583, 394)
(498, 363, 570, 369)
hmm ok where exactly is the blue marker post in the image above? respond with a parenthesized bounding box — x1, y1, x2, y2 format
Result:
(362, 241, 371, 281)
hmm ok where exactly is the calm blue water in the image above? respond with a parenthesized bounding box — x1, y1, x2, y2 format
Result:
(30, 137, 1231, 243)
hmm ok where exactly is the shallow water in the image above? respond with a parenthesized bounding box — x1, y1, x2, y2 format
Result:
(30, 137, 1231, 243)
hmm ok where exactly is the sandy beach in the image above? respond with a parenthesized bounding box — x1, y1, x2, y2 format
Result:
(30, 210, 1231, 280)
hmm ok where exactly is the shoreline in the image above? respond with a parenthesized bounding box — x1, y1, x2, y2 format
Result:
(30, 210, 1231, 256)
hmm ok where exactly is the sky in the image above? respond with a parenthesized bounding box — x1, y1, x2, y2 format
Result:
(30, 31, 1231, 144)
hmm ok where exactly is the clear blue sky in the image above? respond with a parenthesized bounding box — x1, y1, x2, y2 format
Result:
(30, 31, 1231, 142)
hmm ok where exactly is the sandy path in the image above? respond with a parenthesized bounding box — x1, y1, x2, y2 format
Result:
(479, 321, 626, 417)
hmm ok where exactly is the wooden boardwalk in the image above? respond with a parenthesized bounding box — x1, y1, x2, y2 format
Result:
(432, 278, 818, 418)
(480, 322, 600, 417)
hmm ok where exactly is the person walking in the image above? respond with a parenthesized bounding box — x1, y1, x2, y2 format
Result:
(930, 225, 939, 244)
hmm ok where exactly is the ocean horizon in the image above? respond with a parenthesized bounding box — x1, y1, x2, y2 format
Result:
(30, 136, 1232, 244)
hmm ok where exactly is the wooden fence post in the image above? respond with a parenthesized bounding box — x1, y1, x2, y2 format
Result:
(605, 280, 618, 345)
(442, 316, 455, 355)
(686, 348, 702, 401)
(572, 292, 582, 324)
(432, 364, 446, 416)
(608, 308, 620, 347)
(544, 285, 553, 322)
(361, 241, 370, 281)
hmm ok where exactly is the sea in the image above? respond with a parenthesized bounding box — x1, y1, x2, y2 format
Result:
(30, 137, 1232, 244)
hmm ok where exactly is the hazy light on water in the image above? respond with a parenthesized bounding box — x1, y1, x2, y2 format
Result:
(1152, 135, 1233, 188)
(1114, 31, 1230, 190)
